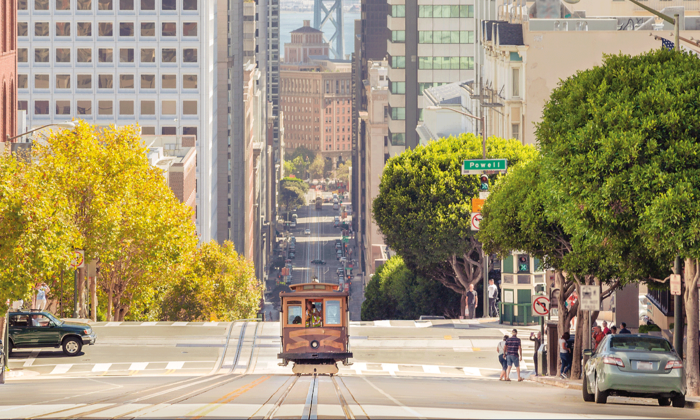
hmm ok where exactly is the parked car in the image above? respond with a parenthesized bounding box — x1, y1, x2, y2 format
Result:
(311, 259, 326, 265)
(336, 250, 343, 260)
(337, 267, 344, 275)
(304, 228, 311, 235)
(582, 334, 685, 407)
(290, 222, 297, 228)
(339, 257, 347, 263)
(7, 311, 96, 356)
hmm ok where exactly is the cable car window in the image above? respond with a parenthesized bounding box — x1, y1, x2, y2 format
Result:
(303, 285, 314, 290)
(306, 300, 323, 327)
(315, 285, 325, 289)
(325, 300, 341, 325)
(287, 305, 302, 325)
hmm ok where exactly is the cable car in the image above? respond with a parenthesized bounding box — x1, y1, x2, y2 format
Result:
(278, 282, 352, 374)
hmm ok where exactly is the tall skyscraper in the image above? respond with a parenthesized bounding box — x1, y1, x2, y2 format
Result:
(17, 0, 218, 241)
(361, 0, 389, 61)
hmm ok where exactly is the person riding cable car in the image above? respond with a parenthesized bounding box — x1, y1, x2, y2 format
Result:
(306, 300, 322, 328)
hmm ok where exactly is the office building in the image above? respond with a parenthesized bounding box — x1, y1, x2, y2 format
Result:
(0, 0, 17, 153)
(17, 0, 218, 241)
(416, 80, 477, 144)
(361, 0, 389, 61)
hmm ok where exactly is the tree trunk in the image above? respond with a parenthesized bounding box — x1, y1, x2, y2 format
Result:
(77, 267, 86, 318)
(90, 276, 97, 322)
(107, 287, 113, 322)
(684, 258, 700, 397)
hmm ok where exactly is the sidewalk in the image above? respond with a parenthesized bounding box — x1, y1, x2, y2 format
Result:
(530, 375, 700, 410)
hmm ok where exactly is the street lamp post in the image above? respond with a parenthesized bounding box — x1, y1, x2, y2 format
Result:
(6, 121, 76, 144)
(424, 106, 486, 159)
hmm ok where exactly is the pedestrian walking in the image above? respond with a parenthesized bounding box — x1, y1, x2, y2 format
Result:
(505, 329, 523, 382)
(487, 279, 498, 317)
(465, 284, 478, 319)
(34, 282, 49, 311)
(529, 331, 541, 376)
(559, 332, 572, 379)
(497, 334, 508, 381)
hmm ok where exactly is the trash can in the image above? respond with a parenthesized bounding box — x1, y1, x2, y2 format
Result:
(537, 343, 547, 376)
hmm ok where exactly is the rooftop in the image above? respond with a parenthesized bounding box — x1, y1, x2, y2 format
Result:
(292, 20, 323, 34)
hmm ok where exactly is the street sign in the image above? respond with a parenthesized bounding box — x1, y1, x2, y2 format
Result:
(479, 191, 490, 200)
(671, 274, 682, 296)
(462, 159, 507, 175)
(580, 285, 600, 311)
(70, 250, 85, 269)
(471, 198, 485, 213)
(470, 212, 482, 231)
(532, 296, 550, 317)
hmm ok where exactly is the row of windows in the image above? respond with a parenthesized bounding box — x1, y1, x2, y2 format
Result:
(419, 56, 474, 70)
(419, 31, 474, 44)
(19, 47, 197, 64)
(418, 82, 448, 95)
(19, 0, 197, 12)
(19, 73, 197, 89)
(22, 98, 198, 116)
(389, 106, 405, 121)
(419, 5, 474, 18)
(19, 21, 197, 37)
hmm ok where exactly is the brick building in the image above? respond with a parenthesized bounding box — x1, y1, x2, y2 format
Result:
(0, 0, 17, 151)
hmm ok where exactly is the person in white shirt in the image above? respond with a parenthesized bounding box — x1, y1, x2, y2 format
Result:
(487, 279, 498, 317)
(497, 334, 509, 380)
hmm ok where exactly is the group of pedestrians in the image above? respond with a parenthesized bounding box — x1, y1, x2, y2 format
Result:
(497, 329, 524, 382)
(464, 279, 500, 319)
(558, 320, 632, 379)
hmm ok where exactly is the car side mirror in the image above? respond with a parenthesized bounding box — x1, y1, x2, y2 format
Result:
(583, 349, 593, 357)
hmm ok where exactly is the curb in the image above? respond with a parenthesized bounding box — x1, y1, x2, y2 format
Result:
(530, 376, 700, 410)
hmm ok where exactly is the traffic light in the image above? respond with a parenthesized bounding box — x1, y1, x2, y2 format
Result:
(480, 174, 489, 191)
(517, 254, 530, 273)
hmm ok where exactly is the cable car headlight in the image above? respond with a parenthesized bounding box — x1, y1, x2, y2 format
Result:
(310, 340, 320, 349)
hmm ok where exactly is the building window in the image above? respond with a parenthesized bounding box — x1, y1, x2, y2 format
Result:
(391, 30, 405, 43)
(120, 0, 133, 10)
(512, 68, 520, 98)
(162, 0, 175, 10)
(77, 48, 92, 62)
(35, 22, 49, 36)
(56, 48, 70, 63)
(120, 100, 134, 115)
(162, 74, 176, 88)
(35, 48, 50, 63)
(98, 22, 113, 36)
(140, 0, 154, 10)
(141, 100, 155, 114)
(120, 22, 134, 36)
(162, 22, 176, 36)
(390, 133, 405, 146)
(183, 0, 196, 10)
(390, 107, 405, 120)
(141, 74, 156, 88)
(18, 0, 28, 10)
(183, 126, 197, 137)
(18, 74, 28, 89)
(183, 48, 197, 63)
(512, 123, 520, 140)
(98, 100, 113, 115)
(56, 101, 71, 115)
(35, 0, 48, 11)
(56, 0, 71, 9)
(18, 49, 28, 62)
(35, 74, 49, 89)
(141, 48, 155, 62)
(162, 48, 176, 63)
(77, 74, 92, 89)
(56, 74, 70, 89)
(390, 81, 405, 94)
(56, 22, 70, 36)
(119, 48, 134, 62)
(162, 126, 176, 135)
(18, 101, 28, 111)
(182, 22, 197, 36)
(98, 74, 113, 88)
(120, 74, 134, 88)
(390, 55, 405, 69)
(77, 0, 91, 10)
(182, 100, 197, 115)
(141, 126, 155, 135)
(183, 74, 197, 89)
(141, 22, 155, 36)
(77, 22, 91, 36)
(35, 100, 49, 115)
(98, 0, 112, 10)
(18, 22, 28, 37)
(418, 5, 473, 18)
(98, 48, 113, 62)
(391, 4, 405, 17)
(77, 100, 92, 115)
(418, 31, 474, 44)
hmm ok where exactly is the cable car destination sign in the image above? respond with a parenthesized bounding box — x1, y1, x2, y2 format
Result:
(462, 159, 508, 175)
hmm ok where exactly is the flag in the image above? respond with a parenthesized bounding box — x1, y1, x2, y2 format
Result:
(661, 37, 675, 51)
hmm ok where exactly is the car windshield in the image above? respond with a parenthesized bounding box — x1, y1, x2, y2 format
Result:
(45, 313, 64, 325)
(610, 336, 672, 352)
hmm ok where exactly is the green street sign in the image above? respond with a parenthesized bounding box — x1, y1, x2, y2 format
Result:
(462, 159, 507, 175)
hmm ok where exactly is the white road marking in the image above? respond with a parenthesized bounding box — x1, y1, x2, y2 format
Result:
(382, 363, 398, 376)
(105, 322, 122, 327)
(361, 377, 426, 419)
(202, 322, 219, 327)
(166, 361, 184, 370)
(129, 362, 149, 371)
(172, 322, 188, 326)
(50, 364, 72, 374)
(462, 367, 482, 376)
(23, 350, 40, 367)
(374, 320, 392, 327)
(92, 363, 112, 372)
(352, 362, 367, 374)
(422, 365, 441, 374)
(414, 321, 432, 328)
(141, 322, 157, 326)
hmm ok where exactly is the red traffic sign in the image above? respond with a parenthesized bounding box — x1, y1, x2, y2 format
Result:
(470, 212, 482, 231)
(532, 296, 550, 316)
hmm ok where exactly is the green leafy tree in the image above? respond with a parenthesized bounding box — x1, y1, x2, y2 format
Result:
(361, 256, 461, 320)
(279, 177, 308, 210)
(283, 160, 297, 178)
(336, 160, 351, 184)
(288, 146, 316, 163)
(308, 154, 325, 180)
(372, 134, 537, 302)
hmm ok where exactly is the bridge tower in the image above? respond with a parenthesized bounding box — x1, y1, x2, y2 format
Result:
(313, 0, 345, 59)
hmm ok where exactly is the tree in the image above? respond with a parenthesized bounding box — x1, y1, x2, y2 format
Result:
(336, 160, 351, 184)
(308, 154, 325, 180)
(288, 146, 316, 163)
(536, 49, 700, 389)
(361, 256, 461, 320)
(278, 177, 308, 210)
(372, 134, 537, 303)
(159, 241, 262, 321)
(283, 160, 296, 178)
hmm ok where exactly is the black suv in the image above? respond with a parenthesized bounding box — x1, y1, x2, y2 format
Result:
(8, 311, 97, 356)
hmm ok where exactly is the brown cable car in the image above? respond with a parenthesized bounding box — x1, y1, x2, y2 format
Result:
(277, 282, 352, 374)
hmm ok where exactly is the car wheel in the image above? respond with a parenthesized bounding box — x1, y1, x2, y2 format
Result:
(62, 337, 82, 356)
(582, 373, 594, 402)
(658, 397, 671, 406)
(672, 395, 685, 408)
(594, 375, 608, 404)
